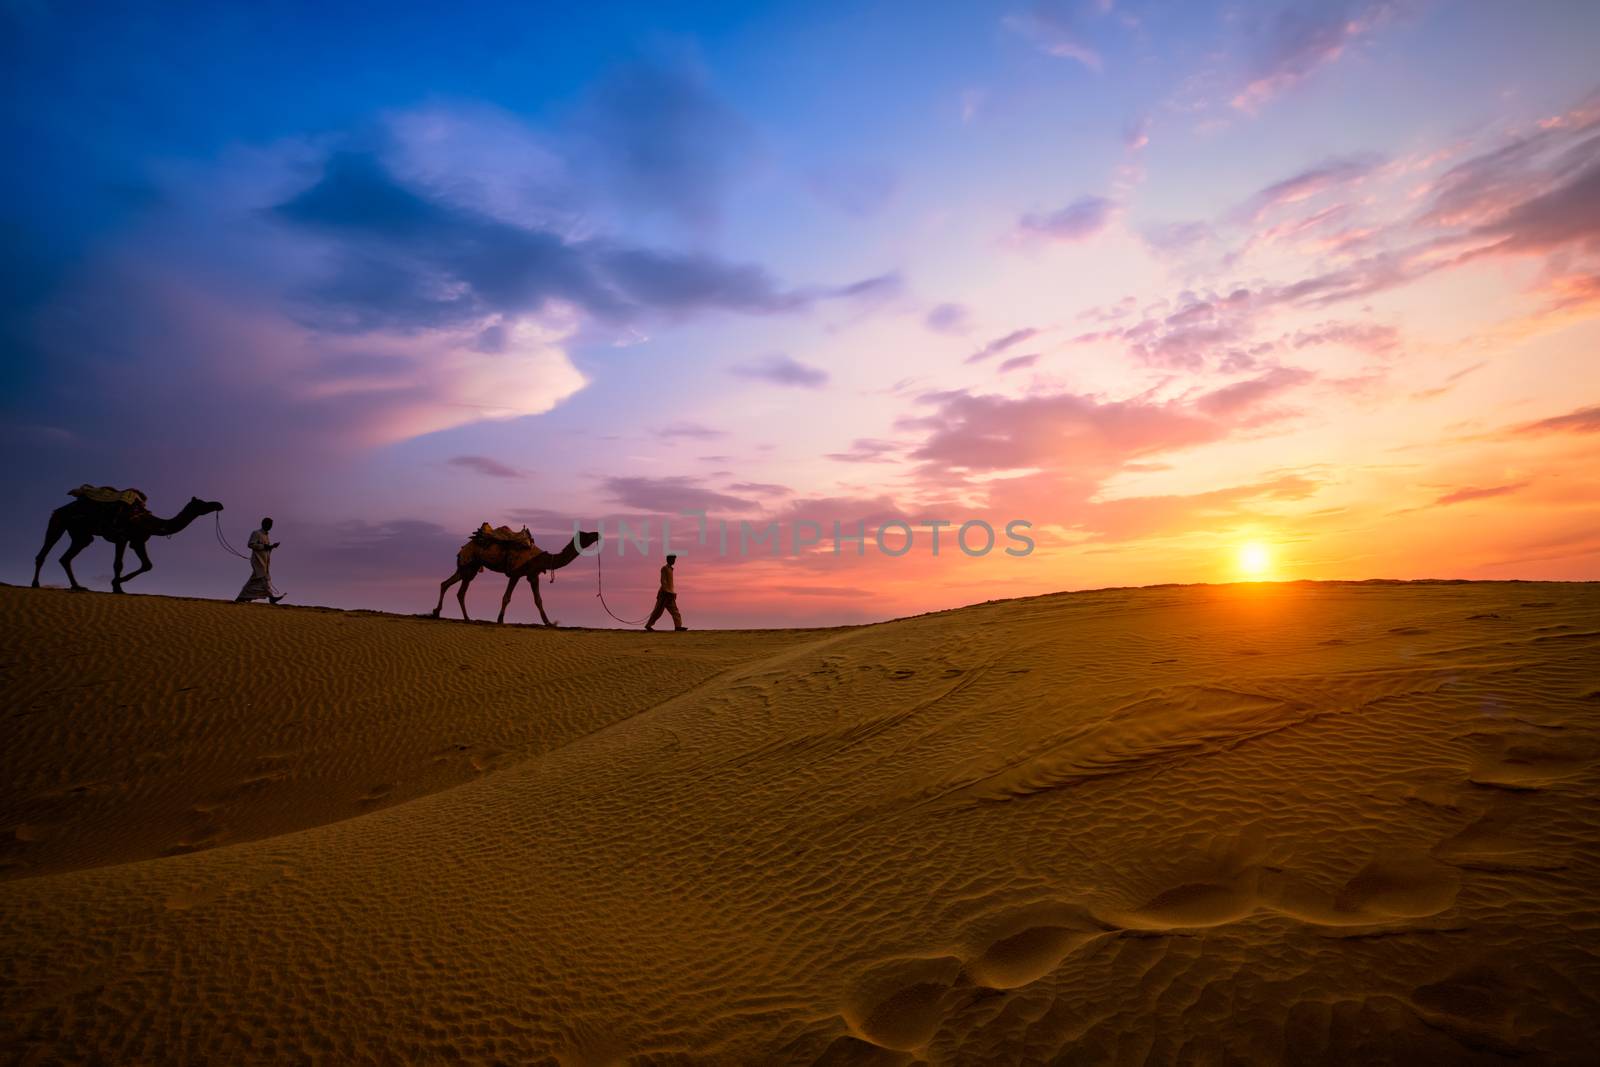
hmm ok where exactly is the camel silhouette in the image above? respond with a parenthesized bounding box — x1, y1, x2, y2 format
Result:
(433, 529, 601, 625)
(33, 492, 224, 593)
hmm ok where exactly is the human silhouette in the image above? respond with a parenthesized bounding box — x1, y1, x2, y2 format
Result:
(235, 517, 285, 604)
(645, 553, 687, 631)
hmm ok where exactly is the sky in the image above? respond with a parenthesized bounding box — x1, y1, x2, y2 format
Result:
(2, 0, 1598, 627)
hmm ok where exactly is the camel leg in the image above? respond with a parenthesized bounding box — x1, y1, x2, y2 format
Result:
(32, 512, 69, 588)
(111, 541, 128, 593)
(530, 573, 554, 626)
(434, 570, 463, 618)
(496, 573, 519, 625)
(457, 571, 475, 621)
(58, 532, 94, 591)
(118, 539, 155, 586)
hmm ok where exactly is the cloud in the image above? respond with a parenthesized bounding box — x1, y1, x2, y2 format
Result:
(603, 476, 754, 513)
(925, 302, 972, 334)
(302, 518, 467, 580)
(1193, 366, 1315, 419)
(998, 353, 1041, 373)
(1003, 2, 1104, 71)
(1142, 220, 1215, 255)
(729, 353, 829, 388)
(769, 585, 863, 598)
(905, 365, 1316, 475)
(1233, 155, 1384, 223)
(1076, 288, 1267, 371)
(1467, 156, 1600, 257)
(576, 56, 758, 229)
(966, 327, 1041, 364)
(448, 455, 523, 478)
(1078, 474, 1323, 543)
(726, 481, 791, 496)
(825, 438, 902, 463)
(1434, 482, 1530, 506)
(655, 422, 725, 441)
(1017, 195, 1115, 242)
(275, 151, 893, 332)
(909, 391, 1214, 472)
(1291, 321, 1400, 356)
(1514, 405, 1600, 436)
(1124, 115, 1151, 151)
(1409, 361, 1484, 401)
(1224, 91, 1600, 317)
(1232, 0, 1404, 112)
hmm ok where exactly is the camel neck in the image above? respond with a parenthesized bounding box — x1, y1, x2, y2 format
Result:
(149, 505, 202, 536)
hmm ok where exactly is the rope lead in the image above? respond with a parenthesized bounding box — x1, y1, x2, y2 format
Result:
(595, 550, 649, 626)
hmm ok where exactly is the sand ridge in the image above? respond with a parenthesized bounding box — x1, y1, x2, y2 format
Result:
(2, 580, 1598, 1063)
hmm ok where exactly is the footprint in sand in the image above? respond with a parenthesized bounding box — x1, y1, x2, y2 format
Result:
(1325, 852, 1461, 921)
(1411, 962, 1517, 1028)
(1110, 839, 1460, 930)
(359, 783, 396, 805)
(962, 902, 1113, 990)
(1120, 877, 1261, 929)
(1109, 833, 1272, 930)
(1464, 731, 1596, 790)
(842, 956, 964, 1051)
(1432, 806, 1566, 871)
(163, 822, 227, 856)
(1407, 962, 1523, 1056)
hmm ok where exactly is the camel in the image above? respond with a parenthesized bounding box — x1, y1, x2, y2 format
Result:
(432, 528, 602, 625)
(32, 489, 224, 593)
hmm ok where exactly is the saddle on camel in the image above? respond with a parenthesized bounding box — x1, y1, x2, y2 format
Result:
(468, 523, 541, 569)
(69, 485, 151, 536)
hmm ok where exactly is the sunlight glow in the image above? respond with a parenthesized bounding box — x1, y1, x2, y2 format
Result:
(1237, 542, 1272, 579)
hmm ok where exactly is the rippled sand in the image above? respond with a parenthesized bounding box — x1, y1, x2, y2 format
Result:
(3, 581, 1598, 1063)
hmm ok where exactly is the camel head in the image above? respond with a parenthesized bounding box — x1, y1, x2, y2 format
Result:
(190, 497, 225, 516)
(576, 530, 601, 551)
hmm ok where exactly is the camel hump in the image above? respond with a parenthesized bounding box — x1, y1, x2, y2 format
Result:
(470, 523, 540, 553)
(69, 484, 149, 508)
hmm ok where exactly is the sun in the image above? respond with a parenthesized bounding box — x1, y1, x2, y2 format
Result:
(1237, 541, 1272, 579)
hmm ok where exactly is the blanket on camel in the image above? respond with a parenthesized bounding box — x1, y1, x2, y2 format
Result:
(69, 485, 149, 509)
(471, 523, 539, 552)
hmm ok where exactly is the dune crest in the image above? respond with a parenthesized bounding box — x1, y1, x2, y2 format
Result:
(2, 581, 1598, 1063)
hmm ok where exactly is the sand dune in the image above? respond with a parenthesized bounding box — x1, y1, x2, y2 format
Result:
(2, 581, 1598, 1063)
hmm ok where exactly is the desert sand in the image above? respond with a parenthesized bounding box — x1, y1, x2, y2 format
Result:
(2, 580, 1598, 1064)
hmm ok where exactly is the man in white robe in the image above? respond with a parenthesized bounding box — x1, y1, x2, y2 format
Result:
(235, 516, 285, 604)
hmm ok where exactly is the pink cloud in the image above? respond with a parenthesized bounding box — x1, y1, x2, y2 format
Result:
(907, 364, 1314, 474)
(1433, 482, 1530, 506)
(1003, 4, 1104, 71)
(1016, 196, 1116, 242)
(448, 455, 523, 478)
(1514, 405, 1600, 436)
(998, 353, 1041, 373)
(966, 327, 1042, 364)
(1231, 1, 1404, 113)
(1194, 366, 1316, 419)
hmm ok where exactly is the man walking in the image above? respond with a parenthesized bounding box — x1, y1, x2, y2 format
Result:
(235, 516, 285, 604)
(645, 553, 687, 631)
